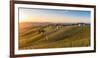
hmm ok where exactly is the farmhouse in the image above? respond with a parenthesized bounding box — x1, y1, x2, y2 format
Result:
(77, 23, 90, 26)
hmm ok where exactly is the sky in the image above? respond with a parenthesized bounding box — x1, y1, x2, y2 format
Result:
(19, 8, 91, 23)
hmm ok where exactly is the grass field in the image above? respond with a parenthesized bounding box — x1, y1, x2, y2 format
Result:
(19, 23, 90, 50)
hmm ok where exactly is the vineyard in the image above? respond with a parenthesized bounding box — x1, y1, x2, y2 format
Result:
(19, 23, 90, 50)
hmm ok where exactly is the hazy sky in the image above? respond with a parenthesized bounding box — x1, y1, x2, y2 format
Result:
(19, 8, 91, 23)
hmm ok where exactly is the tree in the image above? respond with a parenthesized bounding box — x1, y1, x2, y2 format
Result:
(38, 27, 48, 40)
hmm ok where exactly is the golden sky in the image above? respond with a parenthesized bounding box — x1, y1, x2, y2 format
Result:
(19, 8, 91, 23)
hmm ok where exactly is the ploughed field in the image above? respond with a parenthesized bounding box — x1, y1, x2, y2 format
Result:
(19, 24, 90, 50)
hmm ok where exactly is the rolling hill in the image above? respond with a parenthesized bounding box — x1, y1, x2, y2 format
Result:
(19, 22, 90, 50)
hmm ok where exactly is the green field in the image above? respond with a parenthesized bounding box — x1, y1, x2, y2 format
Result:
(19, 25, 90, 50)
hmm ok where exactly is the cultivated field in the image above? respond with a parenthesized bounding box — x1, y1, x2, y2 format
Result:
(19, 22, 90, 50)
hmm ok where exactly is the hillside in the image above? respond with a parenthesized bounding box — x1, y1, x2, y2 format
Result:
(19, 23, 90, 50)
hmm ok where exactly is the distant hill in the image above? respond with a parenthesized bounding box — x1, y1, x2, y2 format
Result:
(19, 22, 90, 27)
